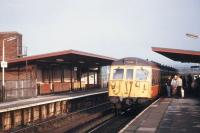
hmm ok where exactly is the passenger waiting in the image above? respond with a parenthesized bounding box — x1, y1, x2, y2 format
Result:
(171, 75, 177, 97)
(192, 76, 200, 97)
(187, 74, 193, 95)
(176, 75, 183, 98)
(165, 76, 172, 97)
(195, 76, 200, 97)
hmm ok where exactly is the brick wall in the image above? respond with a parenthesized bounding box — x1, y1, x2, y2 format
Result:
(0, 65, 37, 101)
(0, 32, 22, 61)
(0, 65, 36, 81)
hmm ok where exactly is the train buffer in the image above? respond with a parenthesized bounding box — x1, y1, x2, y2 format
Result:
(120, 97, 200, 133)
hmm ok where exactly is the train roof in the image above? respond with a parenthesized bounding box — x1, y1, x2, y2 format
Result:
(112, 57, 177, 72)
(112, 57, 158, 67)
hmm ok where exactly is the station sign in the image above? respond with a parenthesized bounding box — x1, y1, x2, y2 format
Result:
(1, 61, 8, 68)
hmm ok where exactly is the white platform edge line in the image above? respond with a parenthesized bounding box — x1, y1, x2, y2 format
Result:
(119, 98, 161, 133)
(0, 91, 108, 113)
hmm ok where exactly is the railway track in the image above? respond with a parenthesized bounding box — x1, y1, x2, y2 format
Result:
(9, 102, 113, 133)
(66, 109, 114, 133)
(88, 99, 158, 133)
(8, 98, 159, 133)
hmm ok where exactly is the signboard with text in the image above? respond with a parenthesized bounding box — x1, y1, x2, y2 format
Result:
(1, 61, 8, 68)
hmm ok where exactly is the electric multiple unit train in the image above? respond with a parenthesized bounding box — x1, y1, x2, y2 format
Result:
(108, 57, 176, 109)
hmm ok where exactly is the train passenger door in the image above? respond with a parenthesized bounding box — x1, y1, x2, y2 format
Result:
(122, 67, 134, 98)
(134, 66, 151, 98)
(109, 66, 125, 97)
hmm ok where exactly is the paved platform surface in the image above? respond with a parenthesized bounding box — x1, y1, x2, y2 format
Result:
(0, 88, 107, 113)
(120, 97, 200, 133)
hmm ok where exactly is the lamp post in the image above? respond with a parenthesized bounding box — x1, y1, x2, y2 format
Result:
(186, 33, 199, 39)
(1, 36, 17, 101)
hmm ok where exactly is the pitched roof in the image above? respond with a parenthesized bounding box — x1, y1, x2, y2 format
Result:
(8, 49, 116, 66)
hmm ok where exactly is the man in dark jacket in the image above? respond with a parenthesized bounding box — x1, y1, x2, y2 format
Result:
(166, 76, 172, 97)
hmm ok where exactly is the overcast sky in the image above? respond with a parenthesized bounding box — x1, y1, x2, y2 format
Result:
(0, 0, 200, 67)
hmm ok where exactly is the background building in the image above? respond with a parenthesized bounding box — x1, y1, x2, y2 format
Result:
(0, 32, 23, 60)
(0, 32, 115, 102)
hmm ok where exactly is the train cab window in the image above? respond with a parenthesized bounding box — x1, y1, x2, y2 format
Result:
(113, 69, 124, 80)
(136, 69, 149, 80)
(126, 69, 134, 80)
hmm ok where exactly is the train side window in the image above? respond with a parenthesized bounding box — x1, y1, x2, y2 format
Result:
(136, 69, 149, 80)
(126, 69, 134, 80)
(113, 69, 124, 80)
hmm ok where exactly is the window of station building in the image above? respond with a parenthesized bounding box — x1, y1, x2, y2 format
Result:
(136, 69, 149, 80)
(126, 69, 134, 80)
(113, 68, 124, 80)
(42, 68, 51, 83)
(64, 68, 71, 82)
(52, 67, 62, 82)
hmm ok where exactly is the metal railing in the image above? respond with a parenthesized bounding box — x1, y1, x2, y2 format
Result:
(0, 80, 37, 102)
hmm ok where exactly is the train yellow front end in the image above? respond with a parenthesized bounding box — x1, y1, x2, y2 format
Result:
(109, 65, 153, 99)
(108, 57, 162, 109)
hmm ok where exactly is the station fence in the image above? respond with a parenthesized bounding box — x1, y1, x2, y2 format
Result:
(0, 80, 37, 102)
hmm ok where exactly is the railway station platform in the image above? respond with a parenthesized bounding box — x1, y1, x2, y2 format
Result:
(120, 97, 200, 133)
(0, 88, 109, 132)
(0, 88, 107, 113)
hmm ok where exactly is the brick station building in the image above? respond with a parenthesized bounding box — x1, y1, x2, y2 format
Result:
(0, 32, 115, 102)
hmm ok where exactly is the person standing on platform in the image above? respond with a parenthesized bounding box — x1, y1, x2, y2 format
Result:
(177, 75, 183, 98)
(187, 74, 193, 95)
(165, 76, 172, 97)
(171, 75, 177, 97)
(195, 76, 200, 97)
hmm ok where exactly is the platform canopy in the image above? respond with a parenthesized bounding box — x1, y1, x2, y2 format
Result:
(8, 49, 116, 67)
(152, 47, 200, 63)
